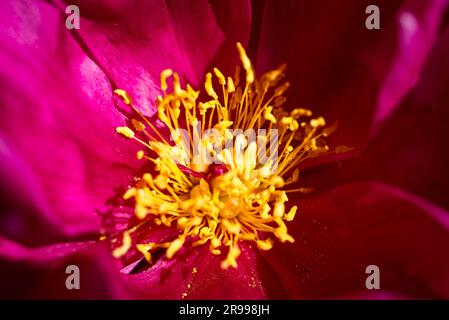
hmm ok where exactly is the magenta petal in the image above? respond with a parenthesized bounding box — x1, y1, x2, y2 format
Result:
(0, 0, 140, 238)
(357, 24, 449, 210)
(0, 236, 95, 265)
(255, 0, 448, 158)
(300, 24, 449, 210)
(63, 0, 251, 115)
(0, 239, 126, 299)
(371, 0, 449, 138)
(0, 135, 65, 245)
(184, 244, 285, 299)
(262, 182, 449, 299)
(119, 243, 287, 299)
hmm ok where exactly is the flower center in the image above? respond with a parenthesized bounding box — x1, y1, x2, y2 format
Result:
(113, 43, 331, 269)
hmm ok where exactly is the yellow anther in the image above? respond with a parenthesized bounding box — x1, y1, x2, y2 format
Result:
(291, 108, 312, 118)
(261, 203, 271, 218)
(173, 72, 183, 96)
(136, 244, 153, 263)
(186, 84, 199, 101)
(214, 120, 233, 132)
(205, 73, 218, 99)
(274, 229, 295, 243)
(221, 246, 241, 269)
(272, 176, 285, 187)
(135, 203, 148, 219)
(142, 173, 154, 185)
(114, 89, 133, 104)
(257, 239, 273, 250)
(160, 69, 173, 91)
(213, 67, 226, 86)
(310, 117, 326, 128)
(227, 77, 235, 93)
(222, 219, 241, 234)
(176, 217, 188, 229)
(243, 141, 257, 179)
(136, 150, 145, 160)
(273, 202, 285, 218)
(281, 116, 293, 125)
(166, 237, 185, 259)
(284, 206, 297, 221)
(116, 126, 135, 138)
(274, 190, 288, 203)
(236, 42, 254, 83)
(259, 161, 273, 178)
(112, 232, 132, 258)
(155, 174, 169, 189)
(198, 102, 212, 116)
(264, 106, 277, 123)
(280, 117, 299, 131)
(123, 187, 136, 200)
(211, 237, 221, 248)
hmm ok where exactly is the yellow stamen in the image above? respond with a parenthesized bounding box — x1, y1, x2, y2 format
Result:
(166, 237, 185, 259)
(116, 126, 135, 139)
(160, 69, 173, 92)
(113, 43, 331, 269)
(257, 239, 273, 250)
(114, 89, 133, 104)
(136, 150, 145, 160)
(112, 232, 132, 258)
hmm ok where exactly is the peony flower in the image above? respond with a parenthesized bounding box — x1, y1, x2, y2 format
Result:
(1, 0, 449, 299)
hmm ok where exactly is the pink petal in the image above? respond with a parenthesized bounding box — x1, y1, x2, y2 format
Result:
(56, 0, 252, 115)
(0, 0, 140, 238)
(255, 0, 448, 159)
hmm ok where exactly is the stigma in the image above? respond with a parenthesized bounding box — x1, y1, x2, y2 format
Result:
(113, 42, 331, 269)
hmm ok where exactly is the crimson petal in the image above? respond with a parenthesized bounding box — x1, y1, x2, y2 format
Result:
(262, 182, 449, 299)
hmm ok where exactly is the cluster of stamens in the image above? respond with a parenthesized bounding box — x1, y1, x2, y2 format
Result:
(113, 43, 331, 269)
